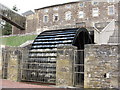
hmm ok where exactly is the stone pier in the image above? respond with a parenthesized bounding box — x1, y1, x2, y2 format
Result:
(84, 44, 120, 88)
(2, 47, 28, 82)
(56, 46, 77, 87)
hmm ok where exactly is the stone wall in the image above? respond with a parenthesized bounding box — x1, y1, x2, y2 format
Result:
(2, 47, 29, 82)
(25, 14, 37, 34)
(12, 26, 25, 35)
(35, 1, 118, 33)
(1, 45, 120, 88)
(13, 1, 119, 35)
(0, 47, 2, 79)
(56, 46, 77, 87)
(84, 44, 120, 88)
(7, 51, 19, 81)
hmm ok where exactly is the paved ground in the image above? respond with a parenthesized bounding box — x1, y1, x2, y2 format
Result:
(1, 79, 53, 88)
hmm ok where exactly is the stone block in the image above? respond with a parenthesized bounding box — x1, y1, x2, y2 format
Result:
(7, 54, 18, 81)
(56, 45, 77, 87)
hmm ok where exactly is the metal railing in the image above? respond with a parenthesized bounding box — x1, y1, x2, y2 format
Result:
(20, 49, 56, 84)
(74, 50, 84, 87)
(20, 49, 85, 86)
(2, 49, 8, 79)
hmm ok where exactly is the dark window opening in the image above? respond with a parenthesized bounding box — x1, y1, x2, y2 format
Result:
(44, 16, 48, 22)
(54, 16, 58, 21)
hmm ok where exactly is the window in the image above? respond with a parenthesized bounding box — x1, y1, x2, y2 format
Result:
(78, 11, 84, 18)
(92, 8, 99, 17)
(43, 15, 49, 23)
(65, 11, 72, 20)
(79, 3, 84, 7)
(108, 0, 114, 3)
(53, 7, 59, 11)
(53, 13, 59, 21)
(92, 1, 99, 5)
(108, 5, 115, 15)
(66, 5, 71, 9)
(44, 9, 49, 13)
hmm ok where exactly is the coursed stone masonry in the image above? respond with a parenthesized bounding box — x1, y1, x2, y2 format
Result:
(56, 46, 77, 87)
(2, 47, 29, 82)
(84, 44, 120, 89)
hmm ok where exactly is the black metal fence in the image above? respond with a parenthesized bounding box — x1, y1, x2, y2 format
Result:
(20, 49, 56, 84)
(74, 50, 84, 87)
(2, 49, 8, 79)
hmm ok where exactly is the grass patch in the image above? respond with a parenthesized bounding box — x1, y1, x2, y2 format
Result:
(1, 35, 37, 46)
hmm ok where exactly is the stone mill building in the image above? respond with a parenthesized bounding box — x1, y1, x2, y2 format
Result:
(13, 0, 120, 44)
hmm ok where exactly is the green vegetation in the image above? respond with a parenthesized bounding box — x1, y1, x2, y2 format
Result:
(2, 22, 12, 35)
(2, 5, 20, 35)
(1, 35, 37, 46)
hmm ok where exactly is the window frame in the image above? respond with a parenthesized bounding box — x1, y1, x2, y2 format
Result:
(78, 11, 84, 18)
(53, 13, 59, 22)
(65, 11, 72, 21)
(108, 5, 115, 15)
(65, 4, 71, 9)
(107, 0, 115, 3)
(44, 9, 49, 13)
(53, 7, 59, 11)
(92, 1, 99, 5)
(92, 8, 99, 17)
(79, 2, 84, 7)
(43, 15, 49, 23)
